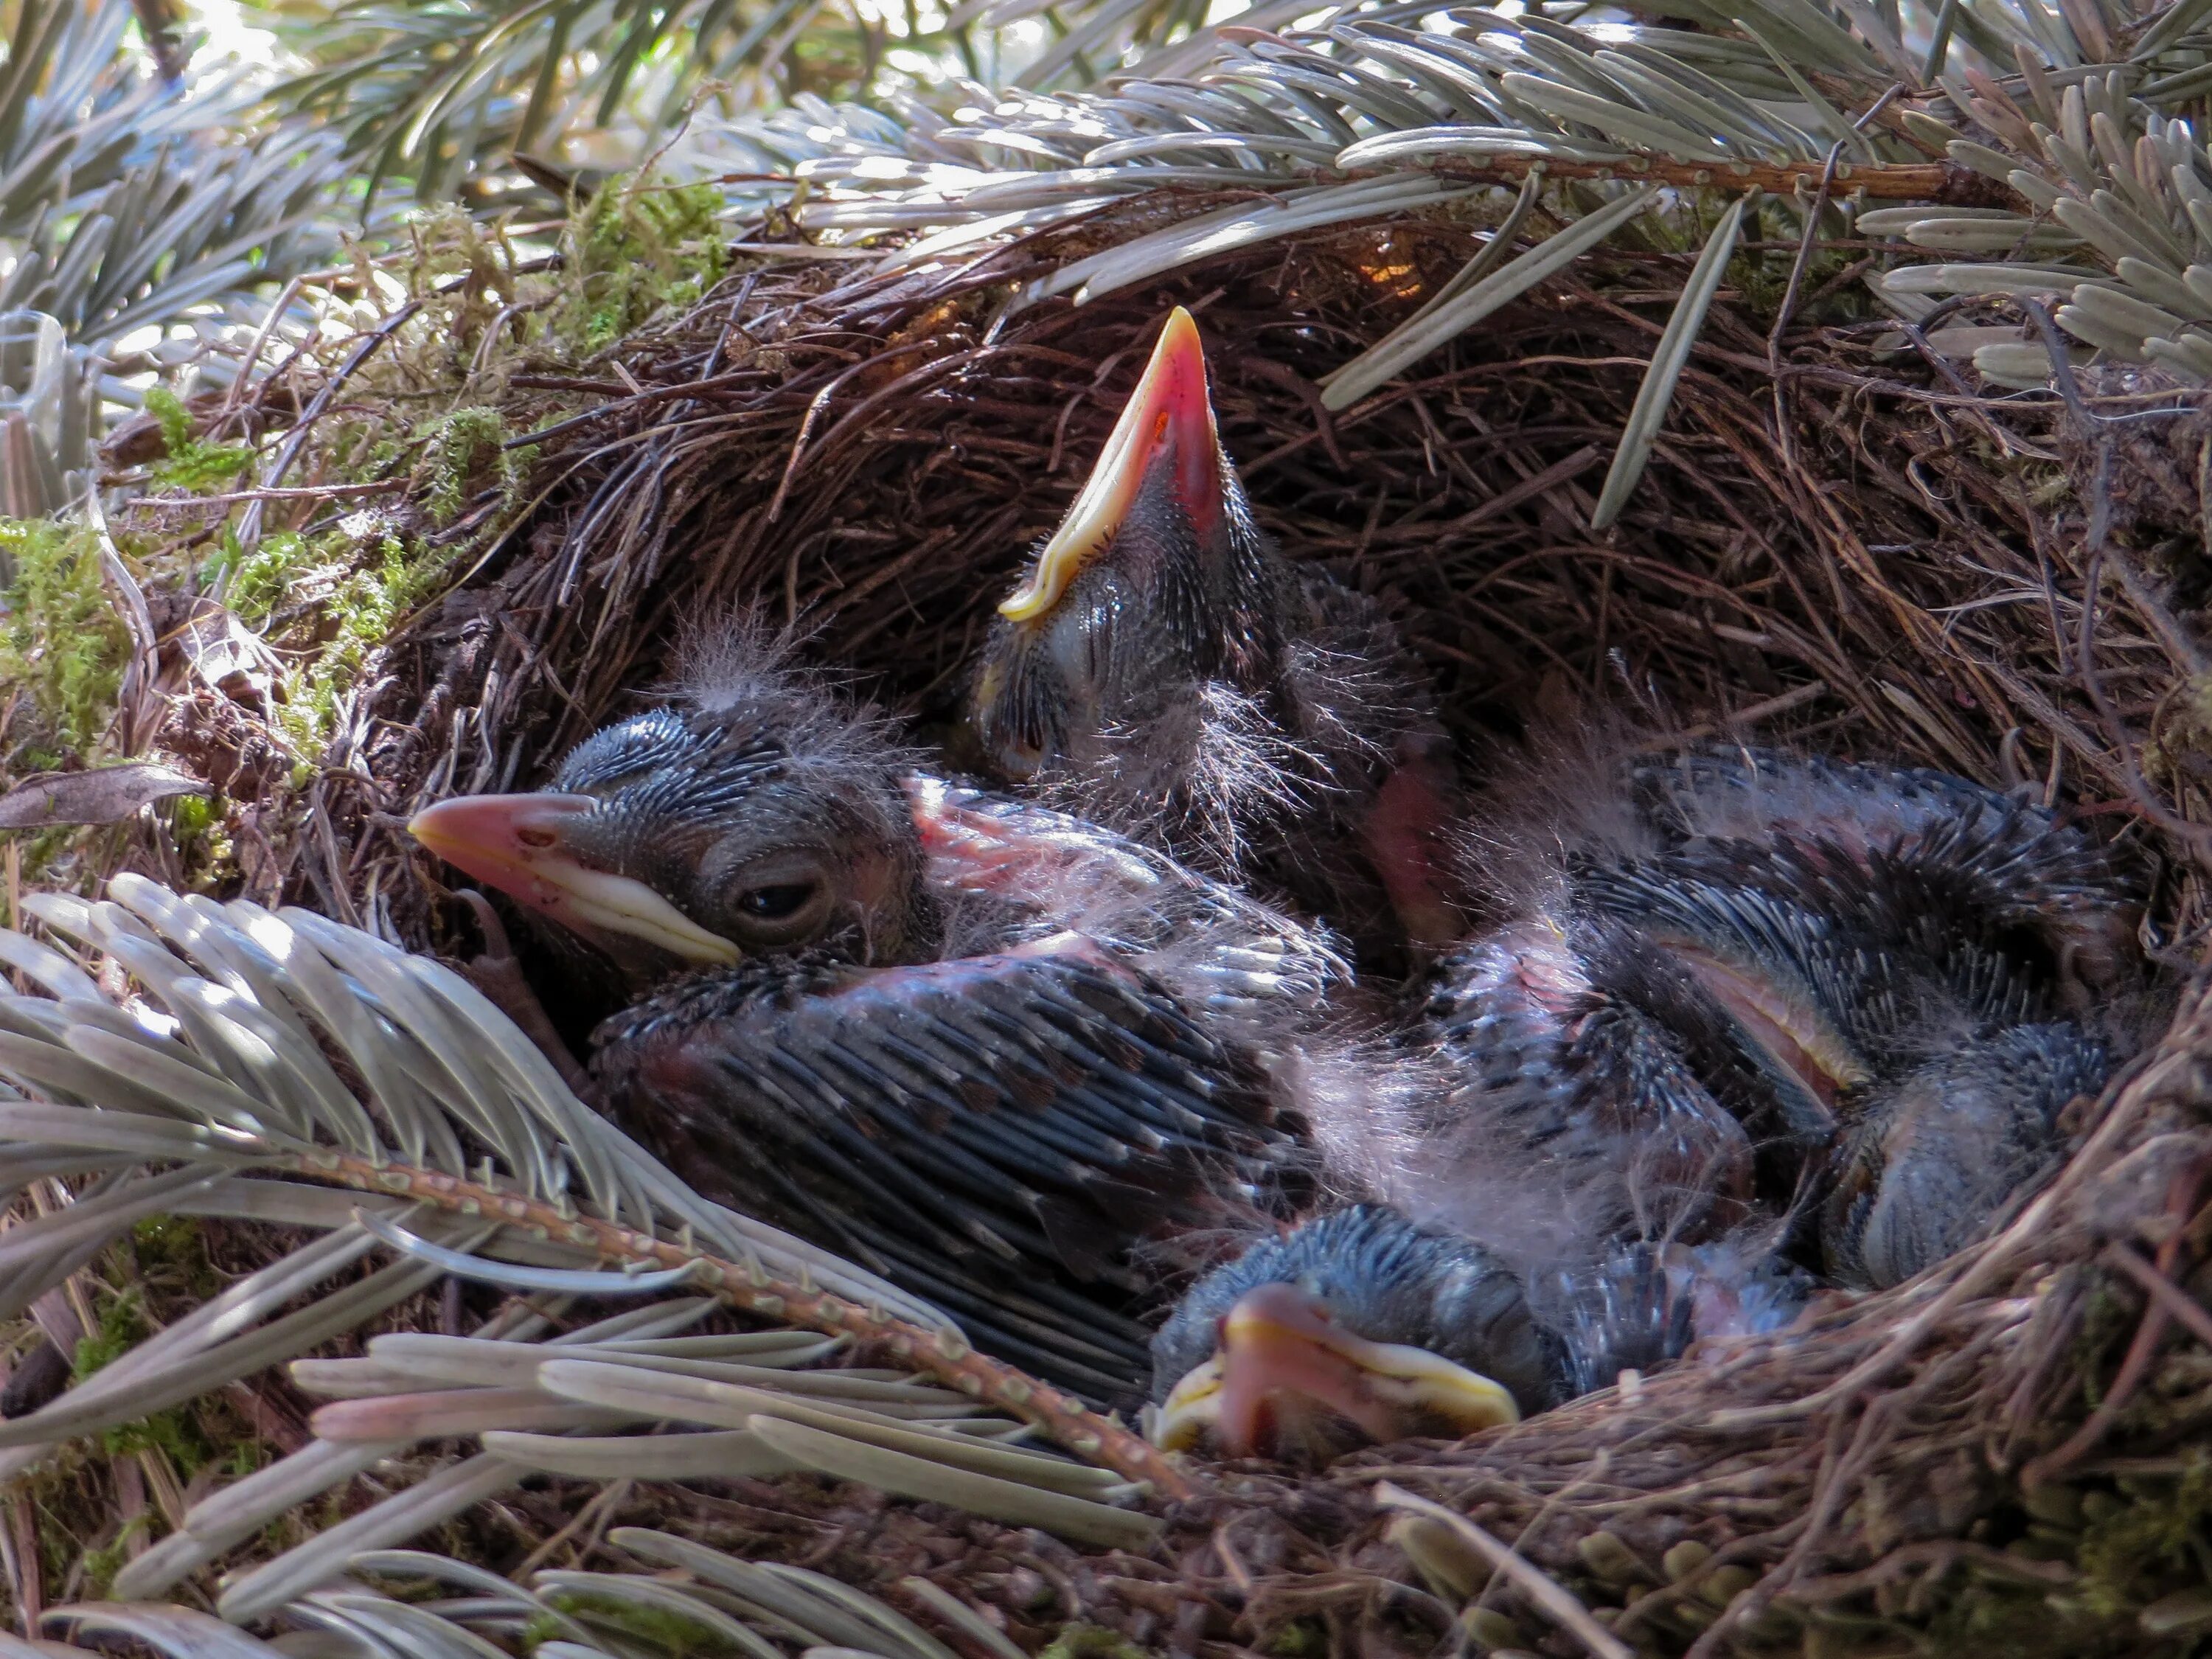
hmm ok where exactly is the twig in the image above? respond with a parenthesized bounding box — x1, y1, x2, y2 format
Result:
(1406, 153, 2008, 205)
(128, 481, 408, 509)
(1655, 678, 1831, 745)
(2101, 1242, 2212, 1353)
(513, 1476, 635, 1576)
(1767, 144, 1845, 380)
(233, 299, 424, 560)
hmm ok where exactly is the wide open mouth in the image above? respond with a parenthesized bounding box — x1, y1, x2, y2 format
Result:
(996, 305, 1225, 625)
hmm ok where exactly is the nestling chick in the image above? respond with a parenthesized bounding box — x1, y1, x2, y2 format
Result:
(1144, 741, 2143, 1463)
(964, 307, 1462, 969)
(408, 636, 1362, 1404)
(1149, 1206, 1547, 1461)
(1471, 742, 2144, 1287)
(1823, 1021, 2112, 1288)
(1147, 1206, 1801, 1461)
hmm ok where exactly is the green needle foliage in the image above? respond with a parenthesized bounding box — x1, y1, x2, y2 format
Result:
(0, 0, 353, 360)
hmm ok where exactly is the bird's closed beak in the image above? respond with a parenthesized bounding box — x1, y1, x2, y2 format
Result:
(998, 305, 1228, 624)
(1152, 1281, 1520, 1461)
(1665, 939, 1864, 1141)
(408, 793, 741, 967)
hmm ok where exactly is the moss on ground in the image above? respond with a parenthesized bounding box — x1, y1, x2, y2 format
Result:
(540, 1588, 746, 1653)
(83, 178, 723, 824)
(276, 532, 453, 766)
(2073, 1459, 2212, 1621)
(1037, 1624, 1151, 1659)
(144, 388, 255, 493)
(557, 173, 728, 352)
(420, 405, 514, 525)
(71, 1220, 228, 1471)
(0, 515, 131, 768)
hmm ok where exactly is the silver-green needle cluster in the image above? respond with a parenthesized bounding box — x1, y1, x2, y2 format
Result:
(40, 1527, 1029, 1659)
(0, 874, 1158, 1649)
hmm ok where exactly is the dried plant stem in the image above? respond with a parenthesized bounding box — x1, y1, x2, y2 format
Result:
(1411, 154, 2002, 202)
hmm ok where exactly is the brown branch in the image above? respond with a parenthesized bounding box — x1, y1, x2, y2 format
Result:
(2102, 1241, 2212, 1354)
(1406, 154, 2015, 206)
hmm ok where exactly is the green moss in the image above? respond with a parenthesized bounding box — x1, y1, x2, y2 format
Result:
(1037, 1625, 1148, 1659)
(67, 1222, 229, 1469)
(277, 532, 452, 765)
(170, 793, 218, 841)
(542, 1589, 744, 1653)
(2073, 1278, 2138, 1412)
(419, 406, 514, 525)
(0, 516, 131, 761)
(128, 1214, 218, 1298)
(1922, 1570, 2089, 1653)
(2076, 1458, 2212, 1619)
(71, 1290, 197, 1461)
(518, 1610, 568, 1650)
(71, 1286, 145, 1382)
(8, 823, 78, 875)
(169, 792, 229, 875)
(1261, 1616, 1328, 1655)
(557, 173, 728, 353)
(145, 388, 254, 493)
(219, 527, 320, 628)
(79, 1515, 151, 1599)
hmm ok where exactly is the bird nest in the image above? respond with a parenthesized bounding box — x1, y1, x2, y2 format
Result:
(65, 192, 2212, 1656)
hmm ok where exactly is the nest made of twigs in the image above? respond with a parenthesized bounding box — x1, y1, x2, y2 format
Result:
(146, 196, 2212, 1658)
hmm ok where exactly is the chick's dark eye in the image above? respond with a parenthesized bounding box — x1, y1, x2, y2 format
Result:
(739, 882, 818, 920)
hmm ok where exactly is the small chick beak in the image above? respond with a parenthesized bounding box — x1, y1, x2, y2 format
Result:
(998, 305, 1226, 624)
(1666, 941, 1865, 1138)
(408, 793, 741, 967)
(1152, 1281, 1520, 1460)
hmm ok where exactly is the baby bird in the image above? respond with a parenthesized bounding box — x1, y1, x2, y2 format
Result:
(1147, 1206, 1803, 1461)
(1821, 1022, 2111, 1289)
(1460, 743, 2132, 1256)
(964, 307, 1462, 969)
(409, 637, 1355, 1405)
(1149, 1206, 1545, 1461)
(1144, 743, 2142, 1460)
(1559, 748, 2142, 1287)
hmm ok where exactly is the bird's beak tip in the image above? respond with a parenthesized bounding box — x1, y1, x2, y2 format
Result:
(406, 791, 591, 867)
(1150, 1356, 1223, 1454)
(998, 306, 1225, 625)
(408, 791, 741, 967)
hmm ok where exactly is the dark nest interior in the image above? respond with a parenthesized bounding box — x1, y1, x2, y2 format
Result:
(152, 198, 2212, 1657)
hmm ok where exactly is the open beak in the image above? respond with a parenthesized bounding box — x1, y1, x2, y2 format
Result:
(1151, 1282, 1520, 1461)
(998, 305, 1228, 624)
(408, 793, 741, 967)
